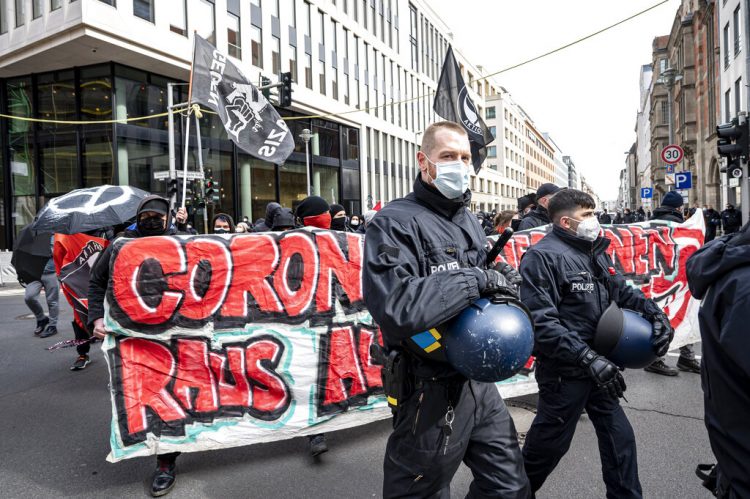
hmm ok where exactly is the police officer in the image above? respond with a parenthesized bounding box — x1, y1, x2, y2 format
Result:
(687, 223, 750, 498)
(519, 189, 672, 498)
(517, 183, 562, 231)
(363, 121, 530, 498)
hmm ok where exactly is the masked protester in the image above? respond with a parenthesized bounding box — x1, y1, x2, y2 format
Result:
(253, 202, 282, 232)
(520, 189, 672, 498)
(643, 191, 698, 376)
(295, 196, 331, 230)
(329, 203, 348, 231)
(363, 122, 530, 497)
(211, 213, 235, 234)
(518, 184, 562, 231)
(348, 214, 364, 233)
(87, 195, 187, 497)
(271, 208, 296, 231)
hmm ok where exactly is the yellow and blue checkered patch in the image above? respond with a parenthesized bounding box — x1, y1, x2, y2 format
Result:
(411, 328, 442, 353)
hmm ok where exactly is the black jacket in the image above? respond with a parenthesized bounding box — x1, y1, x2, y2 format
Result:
(520, 226, 660, 377)
(651, 206, 684, 223)
(87, 225, 181, 331)
(686, 229, 750, 498)
(598, 213, 612, 225)
(363, 176, 486, 378)
(253, 202, 282, 232)
(517, 206, 551, 231)
(721, 208, 742, 233)
(621, 212, 636, 224)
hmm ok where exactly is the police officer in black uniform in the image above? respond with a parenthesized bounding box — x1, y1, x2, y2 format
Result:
(363, 121, 530, 498)
(687, 223, 750, 498)
(519, 189, 672, 499)
(517, 183, 561, 231)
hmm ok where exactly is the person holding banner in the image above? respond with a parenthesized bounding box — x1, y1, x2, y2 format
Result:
(364, 121, 530, 498)
(519, 189, 673, 498)
(88, 195, 186, 497)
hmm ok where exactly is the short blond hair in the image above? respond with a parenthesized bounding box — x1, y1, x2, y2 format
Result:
(420, 121, 468, 155)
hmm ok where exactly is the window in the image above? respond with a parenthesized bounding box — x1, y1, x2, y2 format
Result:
(251, 25, 263, 67)
(286, 0, 297, 81)
(0, 0, 6, 33)
(354, 35, 360, 108)
(195, 0, 216, 45)
(133, 0, 154, 22)
(660, 100, 669, 125)
(227, 12, 241, 59)
(735, 77, 742, 114)
(725, 89, 731, 122)
(362, 0, 367, 28)
(318, 10, 326, 95)
(344, 28, 350, 105)
(32, 0, 42, 19)
(409, 4, 418, 71)
(487, 146, 497, 158)
(15, 0, 24, 27)
(486, 106, 496, 119)
(724, 23, 730, 68)
(169, 0, 187, 35)
(734, 6, 741, 57)
(272, 36, 281, 74)
(51, 0, 62, 10)
(332, 21, 338, 100)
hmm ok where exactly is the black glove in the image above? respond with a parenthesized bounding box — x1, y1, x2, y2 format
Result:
(578, 347, 626, 399)
(478, 268, 519, 299)
(649, 311, 674, 357)
(492, 262, 522, 289)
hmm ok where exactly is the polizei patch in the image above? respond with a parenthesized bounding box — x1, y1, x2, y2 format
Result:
(571, 282, 595, 293)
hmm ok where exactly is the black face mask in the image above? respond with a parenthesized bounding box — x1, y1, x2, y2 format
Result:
(214, 228, 228, 234)
(331, 217, 347, 231)
(138, 216, 165, 236)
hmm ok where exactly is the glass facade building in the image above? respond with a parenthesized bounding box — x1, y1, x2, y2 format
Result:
(0, 63, 360, 248)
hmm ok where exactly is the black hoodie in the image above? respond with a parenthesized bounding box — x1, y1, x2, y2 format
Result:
(686, 228, 750, 497)
(253, 202, 282, 232)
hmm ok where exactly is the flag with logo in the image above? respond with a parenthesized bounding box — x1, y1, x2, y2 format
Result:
(433, 46, 495, 173)
(191, 35, 294, 164)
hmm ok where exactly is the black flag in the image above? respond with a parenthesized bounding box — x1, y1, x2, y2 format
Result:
(191, 35, 294, 164)
(433, 46, 495, 173)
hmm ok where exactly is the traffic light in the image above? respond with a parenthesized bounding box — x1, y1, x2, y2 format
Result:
(167, 177, 178, 198)
(279, 71, 293, 107)
(261, 76, 272, 99)
(716, 119, 749, 160)
(205, 177, 220, 205)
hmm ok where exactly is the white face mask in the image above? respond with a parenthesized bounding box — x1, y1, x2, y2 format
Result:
(569, 216, 601, 241)
(424, 156, 469, 200)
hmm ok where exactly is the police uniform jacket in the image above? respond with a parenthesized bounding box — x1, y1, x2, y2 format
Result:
(517, 206, 551, 231)
(363, 175, 488, 378)
(686, 230, 750, 497)
(520, 225, 661, 378)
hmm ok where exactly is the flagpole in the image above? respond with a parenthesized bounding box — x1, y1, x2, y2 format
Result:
(193, 107, 209, 235)
(181, 32, 198, 209)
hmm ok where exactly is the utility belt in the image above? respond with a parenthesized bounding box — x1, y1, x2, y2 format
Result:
(381, 348, 465, 414)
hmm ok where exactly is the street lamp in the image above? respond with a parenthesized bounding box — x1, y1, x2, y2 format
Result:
(656, 68, 683, 146)
(299, 128, 313, 196)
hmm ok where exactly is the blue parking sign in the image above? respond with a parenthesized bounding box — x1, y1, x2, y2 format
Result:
(675, 172, 692, 189)
(640, 187, 653, 199)
(666, 164, 675, 174)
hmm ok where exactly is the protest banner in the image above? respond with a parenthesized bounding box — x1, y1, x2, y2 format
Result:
(103, 213, 704, 461)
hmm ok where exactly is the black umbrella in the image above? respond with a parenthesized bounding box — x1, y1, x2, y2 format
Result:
(12, 225, 52, 285)
(31, 185, 151, 235)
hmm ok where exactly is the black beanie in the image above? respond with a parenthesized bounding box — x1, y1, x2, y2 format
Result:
(329, 203, 345, 216)
(296, 196, 330, 219)
(661, 191, 684, 209)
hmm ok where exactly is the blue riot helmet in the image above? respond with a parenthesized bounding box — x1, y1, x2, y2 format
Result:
(594, 302, 657, 369)
(438, 296, 535, 382)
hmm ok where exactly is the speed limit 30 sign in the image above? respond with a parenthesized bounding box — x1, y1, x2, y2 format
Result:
(661, 144, 684, 164)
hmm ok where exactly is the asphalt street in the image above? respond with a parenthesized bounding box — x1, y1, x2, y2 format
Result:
(0, 286, 715, 498)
